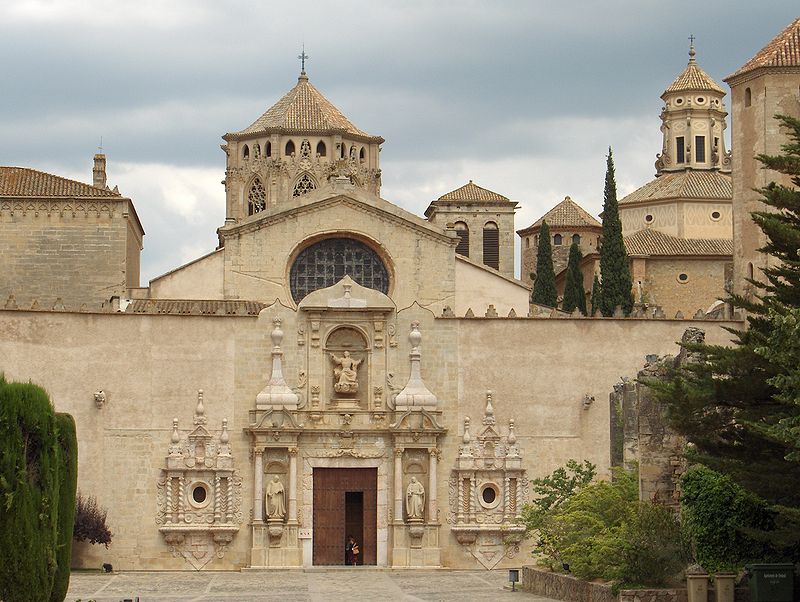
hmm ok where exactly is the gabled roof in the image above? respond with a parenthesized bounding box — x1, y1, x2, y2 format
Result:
(620, 170, 732, 205)
(0, 167, 121, 198)
(663, 47, 725, 95)
(518, 196, 601, 234)
(726, 17, 800, 81)
(227, 73, 383, 142)
(437, 181, 509, 202)
(624, 228, 732, 256)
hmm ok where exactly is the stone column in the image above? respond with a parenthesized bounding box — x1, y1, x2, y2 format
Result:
(428, 449, 438, 522)
(394, 448, 404, 522)
(253, 448, 264, 523)
(288, 447, 298, 522)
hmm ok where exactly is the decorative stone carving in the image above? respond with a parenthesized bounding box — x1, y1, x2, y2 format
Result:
(330, 350, 361, 393)
(394, 322, 437, 409)
(256, 318, 300, 409)
(265, 476, 286, 520)
(447, 391, 527, 570)
(93, 390, 106, 409)
(156, 390, 242, 570)
(406, 477, 425, 521)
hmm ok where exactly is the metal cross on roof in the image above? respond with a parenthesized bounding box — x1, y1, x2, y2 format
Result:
(298, 46, 309, 73)
(688, 33, 695, 46)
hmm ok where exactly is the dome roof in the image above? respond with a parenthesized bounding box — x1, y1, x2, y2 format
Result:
(663, 45, 724, 95)
(226, 73, 383, 143)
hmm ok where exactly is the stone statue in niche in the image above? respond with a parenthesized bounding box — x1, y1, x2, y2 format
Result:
(330, 351, 361, 393)
(265, 476, 286, 520)
(406, 477, 425, 521)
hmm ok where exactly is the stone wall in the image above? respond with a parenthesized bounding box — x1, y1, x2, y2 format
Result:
(0, 198, 141, 308)
(521, 566, 616, 602)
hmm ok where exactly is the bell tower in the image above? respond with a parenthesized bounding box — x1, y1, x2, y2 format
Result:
(655, 39, 730, 175)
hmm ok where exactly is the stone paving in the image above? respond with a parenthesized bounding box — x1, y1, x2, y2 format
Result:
(65, 568, 558, 601)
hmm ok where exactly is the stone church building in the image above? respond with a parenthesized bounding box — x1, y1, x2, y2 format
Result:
(0, 20, 798, 571)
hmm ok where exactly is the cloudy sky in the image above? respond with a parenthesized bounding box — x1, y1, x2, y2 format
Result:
(1, 1, 797, 282)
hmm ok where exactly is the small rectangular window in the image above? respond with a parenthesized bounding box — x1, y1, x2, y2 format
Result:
(676, 137, 685, 163)
(695, 136, 706, 163)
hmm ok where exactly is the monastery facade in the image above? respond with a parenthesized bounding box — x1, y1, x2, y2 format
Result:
(0, 19, 798, 571)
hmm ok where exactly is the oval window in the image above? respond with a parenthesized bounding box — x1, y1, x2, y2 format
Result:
(678, 273, 689, 283)
(645, 214, 654, 224)
(193, 485, 207, 504)
(482, 487, 496, 504)
(711, 211, 721, 221)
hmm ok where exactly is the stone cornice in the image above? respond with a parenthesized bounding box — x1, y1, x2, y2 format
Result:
(724, 65, 800, 87)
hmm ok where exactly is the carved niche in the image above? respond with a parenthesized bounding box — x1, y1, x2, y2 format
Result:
(156, 391, 242, 570)
(447, 391, 528, 570)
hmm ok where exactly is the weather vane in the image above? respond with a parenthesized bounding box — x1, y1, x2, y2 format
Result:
(298, 45, 309, 73)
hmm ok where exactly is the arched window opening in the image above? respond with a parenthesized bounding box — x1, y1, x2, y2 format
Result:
(525, 237, 530, 248)
(293, 173, 317, 197)
(553, 233, 563, 246)
(483, 221, 499, 270)
(748, 262, 754, 280)
(248, 177, 266, 215)
(359, 147, 366, 162)
(572, 234, 581, 245)
(253, 143, 261, 159)
(285, 140, 296, 156)
(454, 222, 470, 257)
(316, 141, 327, 157)
(289, 237, 389, 303)
(266, 141, 272, 157)
(744, 87, 752, 107)
(340, 143, 345, 159)
(242, 144, 250, 160)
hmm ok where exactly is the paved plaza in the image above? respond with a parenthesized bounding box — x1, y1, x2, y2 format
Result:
(65, 568, 557, 601)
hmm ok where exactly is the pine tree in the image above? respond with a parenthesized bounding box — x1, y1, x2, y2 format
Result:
(532, 221, 557, 307)
(590, 273, 601, 316)
(598, 148, 633, 316)
(657, 115, 800, 560)
(562, 242, 587, 315)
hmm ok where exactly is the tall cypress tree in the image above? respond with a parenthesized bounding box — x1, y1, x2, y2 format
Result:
(562, 242, 587, 315)
(598, 148, 633, 316)
(590, 273, 601, 316)
(531, 221, 557, 307)
(656, 115, 800, 559)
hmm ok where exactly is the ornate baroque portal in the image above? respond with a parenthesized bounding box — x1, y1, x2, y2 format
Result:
(244, 277, 445, 567)
(156, 391, 242, 570)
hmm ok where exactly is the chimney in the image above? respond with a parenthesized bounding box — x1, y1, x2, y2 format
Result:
(93, 153, 107, 189)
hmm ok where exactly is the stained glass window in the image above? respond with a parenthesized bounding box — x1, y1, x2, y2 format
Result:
(290, 238, 389, 303)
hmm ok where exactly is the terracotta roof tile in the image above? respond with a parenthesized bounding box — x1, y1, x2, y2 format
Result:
(624, 228, 732, 256)
(522, 196, 601, 231)
(127, 299, 266, 316)
(620, 170, 731, 205)
(230, 74, 382, 141)
(664, 59, 725, 95)
(437, 181, 510, 202)
(727, 17, 800, 80)
(0, 167, 120, 198)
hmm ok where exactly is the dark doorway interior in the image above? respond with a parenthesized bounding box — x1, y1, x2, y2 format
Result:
(344, 491, 364, 563)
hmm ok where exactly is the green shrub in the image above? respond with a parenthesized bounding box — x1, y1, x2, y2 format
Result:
(680, 464, 775, 572)
(0, 376, 61, 601)
(51, 413, 78, 602)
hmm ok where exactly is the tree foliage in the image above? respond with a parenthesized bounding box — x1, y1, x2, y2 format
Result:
(523, 462, 685, 589)
(74, 493, 113, 548)
(51, 413, 78, 602)
(657, 115, 800, 563)
(532, 220, 557, 307)
(0, 376, 62, 601)
(598, 148, 633, 316)
(562, 242, 587, 315)
(590, 273, 601, 316)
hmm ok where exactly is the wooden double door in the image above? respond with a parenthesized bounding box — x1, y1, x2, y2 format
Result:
(312, 468, 377, 565)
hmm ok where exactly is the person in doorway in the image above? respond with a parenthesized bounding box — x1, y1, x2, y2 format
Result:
(345, 535, 360, 565)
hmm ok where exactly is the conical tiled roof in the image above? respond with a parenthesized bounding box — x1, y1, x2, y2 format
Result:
(519, 196, 601, 233)
(437, 181, 509, 202)
(0, 167, 120, 198)
(227, 73, 382, 142)
(663, 46, 724, 95)
(620, 170, 731, 205)
(624, 228, 732, 256)
(726, 17, 800, 81)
